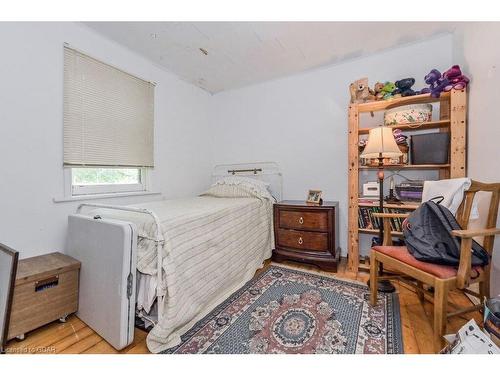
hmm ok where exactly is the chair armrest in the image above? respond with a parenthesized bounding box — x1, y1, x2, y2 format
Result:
(453, 228, 499, 288)
(454, 229, 499, 289)
(451, 228, 500, 238)
(372, 213, 410, 219)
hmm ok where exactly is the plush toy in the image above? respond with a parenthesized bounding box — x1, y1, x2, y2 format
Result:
(392, 129, 408, 145)
(443, 65, 470, 91)
(373, 82, 385, 100)
(349, 77, 375, 103)
(421, 69, 449, 98)
(394, 78, 417, 97)
(380, 81, 397, 100)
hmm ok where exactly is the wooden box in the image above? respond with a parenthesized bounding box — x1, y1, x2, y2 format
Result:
(273, 200, 341, 272)
(7, 252, 80, 340)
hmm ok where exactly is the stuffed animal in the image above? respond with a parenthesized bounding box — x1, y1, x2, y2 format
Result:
(349, 77, 375, 103)
(394, 78, 417, 97)
(373, 82, 385, 100)
(443, 65, 470, 91)
(380, 82, 397, 100)
(392, 129, 408, 145)
(421, 69, 449, 98)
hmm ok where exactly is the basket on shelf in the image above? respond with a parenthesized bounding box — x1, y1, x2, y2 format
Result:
(384, 104, 432, 126)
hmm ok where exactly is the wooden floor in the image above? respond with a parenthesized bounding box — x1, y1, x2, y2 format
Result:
(5, 258, 481, 354)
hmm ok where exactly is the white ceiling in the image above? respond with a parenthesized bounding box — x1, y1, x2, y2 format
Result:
(83, 22, 459, 94)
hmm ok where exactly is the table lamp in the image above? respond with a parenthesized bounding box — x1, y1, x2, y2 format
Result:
(360, 126, 402, 293)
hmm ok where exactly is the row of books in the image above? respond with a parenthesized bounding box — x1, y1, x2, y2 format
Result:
(358, 206, 407, 232)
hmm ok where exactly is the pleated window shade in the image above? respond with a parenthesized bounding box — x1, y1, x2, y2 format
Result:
(64, 46, 154, 167)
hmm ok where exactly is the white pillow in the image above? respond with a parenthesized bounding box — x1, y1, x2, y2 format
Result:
(215, 176, 270, 189)
(201, 176, 273, 201)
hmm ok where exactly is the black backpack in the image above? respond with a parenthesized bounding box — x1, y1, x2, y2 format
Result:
(403, 197, 490, 267)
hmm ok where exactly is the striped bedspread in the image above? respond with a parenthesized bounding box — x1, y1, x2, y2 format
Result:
(92, 181, 273, 352)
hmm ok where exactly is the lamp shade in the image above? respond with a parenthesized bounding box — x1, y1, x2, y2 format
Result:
(360, 126, 402, 159)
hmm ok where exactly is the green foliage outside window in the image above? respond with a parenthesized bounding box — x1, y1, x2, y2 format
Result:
(72, 168, 140, 185)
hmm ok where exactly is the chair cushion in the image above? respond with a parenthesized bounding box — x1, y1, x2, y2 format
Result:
(372, 246, 483, 279)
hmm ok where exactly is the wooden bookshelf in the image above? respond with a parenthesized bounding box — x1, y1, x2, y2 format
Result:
(347, 89, 467, 274)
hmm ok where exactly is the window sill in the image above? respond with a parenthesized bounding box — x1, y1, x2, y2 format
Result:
(53, 191, 162, 203)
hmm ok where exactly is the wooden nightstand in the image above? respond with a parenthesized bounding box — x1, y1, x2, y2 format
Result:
(273, 200, 340, 272)
(7, 252, 80, 340)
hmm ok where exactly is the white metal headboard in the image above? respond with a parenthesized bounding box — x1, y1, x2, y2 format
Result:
(212, 162, 282, 202)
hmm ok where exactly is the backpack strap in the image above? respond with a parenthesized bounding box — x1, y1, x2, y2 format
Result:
(429, 196, 445, 204)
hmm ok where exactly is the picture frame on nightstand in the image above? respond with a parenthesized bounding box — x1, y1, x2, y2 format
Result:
(306, 189, 323, 204)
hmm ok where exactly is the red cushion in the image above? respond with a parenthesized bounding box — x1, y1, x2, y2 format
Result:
(372, 246, 483, 279)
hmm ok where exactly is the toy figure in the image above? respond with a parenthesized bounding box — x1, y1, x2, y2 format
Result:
(443, 65, 470, 91)
(380, 82, 397, 100)
(349, 77, 375, 103)
(394, 78, 417, 97)
(393, 129, 408, 145)
(373, 82, 385, 100)
(421, 69, 449, 98)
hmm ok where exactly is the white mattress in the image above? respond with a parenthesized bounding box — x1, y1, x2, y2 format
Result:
(92, 194, 273, 352)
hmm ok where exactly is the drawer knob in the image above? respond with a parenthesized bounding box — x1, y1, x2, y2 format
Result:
(298, 237, 303, 245)
(298, 217, 304, 224)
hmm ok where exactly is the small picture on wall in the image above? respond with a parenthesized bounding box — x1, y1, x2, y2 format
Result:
(306, 190, 323, 204)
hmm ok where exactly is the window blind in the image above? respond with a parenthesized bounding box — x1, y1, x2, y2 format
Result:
(63, 46, 154, 167)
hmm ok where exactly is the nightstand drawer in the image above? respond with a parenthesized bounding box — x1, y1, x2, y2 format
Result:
(277, 229, 329, 252)
(279, 210, 328, 231)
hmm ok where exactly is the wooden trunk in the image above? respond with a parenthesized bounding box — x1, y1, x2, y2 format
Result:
(7, 252, 80, 340)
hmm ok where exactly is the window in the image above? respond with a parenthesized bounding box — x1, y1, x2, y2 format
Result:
(63, 46, 155, 197)
(70, 167, 148, 196)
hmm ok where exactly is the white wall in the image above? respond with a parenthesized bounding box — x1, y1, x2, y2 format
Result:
(453, 23, 500, 296)
(0, 22, 213, 259)
(209, 34, 453, 258)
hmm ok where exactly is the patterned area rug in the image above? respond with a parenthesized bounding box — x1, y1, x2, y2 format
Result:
(162, 266, 403, 354)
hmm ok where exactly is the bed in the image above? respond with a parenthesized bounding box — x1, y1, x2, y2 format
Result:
(77, 162, 281, 353)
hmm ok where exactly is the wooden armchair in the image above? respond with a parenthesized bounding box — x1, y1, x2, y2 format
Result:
(369, 180, 500, 352)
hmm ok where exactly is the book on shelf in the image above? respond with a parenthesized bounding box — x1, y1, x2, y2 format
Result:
(357, 206, 407, 232)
